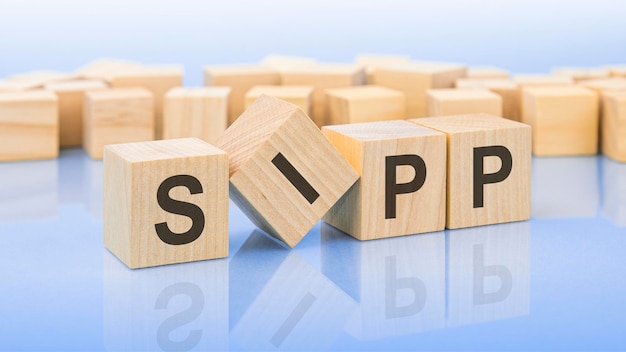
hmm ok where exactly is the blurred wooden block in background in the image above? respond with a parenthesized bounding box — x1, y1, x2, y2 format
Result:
(325, 85, 406, 125)
(552, 67, 611, 82)
(455, 78, 520, 121)
(0, 70, 76, 92)
(260, 54, 317, 69)
(245, 85, 313, 116)
(217, 95, 359, 248)
(110, 65, 183, 140)
(354, 54, 411, 84)
(602, 91, 626, 162)
(427, 88, 502, 117)
(375, 61, 467, 118)
(580, 78, 626, 93)
(204, 65, 280, 126)
(163, 87, 230, 144)
(75, 58, 143, 83)
(83, 88, 154, 160)
(0, 91, 58, 161)
(103, 138, 228, 269)
(467, 66, 510, 79)
(410, 114, 531, 229)
(44, 80, 109, 147)
(522, 86, 598, 156)
(322, 120, 446, 240)
(607, 65, 626, 77)
(515, 74, 574, 122)
(280, 64, 366, 127)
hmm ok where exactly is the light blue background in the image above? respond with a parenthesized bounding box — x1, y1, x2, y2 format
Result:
(1, 1, 625, 350)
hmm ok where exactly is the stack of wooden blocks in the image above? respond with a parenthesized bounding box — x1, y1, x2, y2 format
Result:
(1, 55, 625, 269)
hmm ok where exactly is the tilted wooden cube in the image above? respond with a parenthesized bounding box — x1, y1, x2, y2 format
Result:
(602, 91, 626, 162)
(427, 88, 502, 117)
(204, 65, 280, 126)
(324, 85, 406, 125)
(354, 54, 411, 84)
(455, 78, 520, 121)
(110, 65, 183, 140)
(245, 85, 313, 116)
(375, 61, 467, 118)
(280, 64, 366, 126)
(467, 66, 510, 79)
(83, 87, 155, 160)
(217, 95, 359, 247)
(522, 86, 599, 156)
(0, 91, 58, 161)
(44, 80, 108, 147)
(322, 120, 446, 240)
(162, 87, 230, 144)
(103, 138, 228, 269)
(410, 114, 531, 229)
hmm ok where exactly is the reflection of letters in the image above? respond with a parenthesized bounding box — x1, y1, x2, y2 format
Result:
(385, 256, 426, 319)
(155, 283, 204, 352)
(473, 244, 512, 305)
(270, 293, 317, 347)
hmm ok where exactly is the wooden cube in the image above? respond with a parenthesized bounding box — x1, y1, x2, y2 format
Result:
(0, 70, 76, 91)
(375, 62, 467, 118)
(522, 86, 599, 156)
(322, 120, 446, 240)
(203, 65, 280, 126)
(163, 87, 230, 144)
(280, 64, 366, 126)
(427, 88, 502, 117)
(354, 54, 411, 84)
(110, 65, 183, 140)
(44, 80, 108, 147)
(410, 114, 531, 229)
(455, 78, 520, 121)
(552, 67, 611, 82)
(467, 66, 510, 79)
(260, 54, 317, 69)
(75, 58, 143, 83)
(103, 138, 228, 269)
(607, 65, 626, 77)
(244, 85, 313, 116)
(83, 88, 154, 160)
(325, 85, 406, 125)
(0, 91, 58, 161)
(602, 91, 626, 162)
(217, 95, 359, 248)
(580, 78, 626, 93)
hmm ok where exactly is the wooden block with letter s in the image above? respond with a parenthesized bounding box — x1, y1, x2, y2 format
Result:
(322, 120, 446, 240)
(217, 95, 359, 248)
(103, 137, 228, 269)
(325, 85, 406, 125)
(410, 114, 531, 229)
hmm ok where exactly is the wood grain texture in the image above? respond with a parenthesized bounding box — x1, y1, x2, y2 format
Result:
(522, 86, 599, 156)
(455, 78, 520, 121)
(245, 85, 313, 116)
(409, 114, 531, 229)
(324, 85, 406, 125)
(322, 120, 446, 240)
(467, 66, 510, 79)
(0, 91, 59, 161)
(375, 61, 467, 118)
(44, 80, 109, 147)
(427, 88, 502, 117)
(110, 65, 183, 139)
(602, 91, 626, 162)
(103, 137, 228, 269)
(203, 65, 280, 126)
(217, 95, 359, 247)
(280, 64, 366, 127)
(163, 87, 230, 144)
(515, 74, 575, 125)
(552, 67, 611, 82)
(83, 88, 155, 159)
(354, 54, 410, 84)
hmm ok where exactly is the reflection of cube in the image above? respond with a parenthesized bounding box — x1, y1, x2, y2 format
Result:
(410, 114, 531, 229)
(103, 138, 228, 269)
(325, 85, 406, 125)
(217, 95, 359, 248)
(455, 78, 519, 121)
(522, 86, 598, 156)
(427, 88, 502, 117)
(163, 87, 230, 144)
(45, 80, 108, 147)
(245, 85, 313, 116)
(323, 120, 446, 240)
(0, 91, 58, 161)
(602, 91, 626, 162)
(83, 87, 154, 159)
(375, 62, 467, 118)
(602, 158, 626, 226)
(0, 159, 57, 220)
(467, 66, 509, 79)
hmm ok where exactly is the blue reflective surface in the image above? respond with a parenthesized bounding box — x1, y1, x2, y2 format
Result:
(0, 149, 625, 350)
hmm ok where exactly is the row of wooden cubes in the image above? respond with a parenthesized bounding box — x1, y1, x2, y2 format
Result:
(104, 95, 531, 268)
